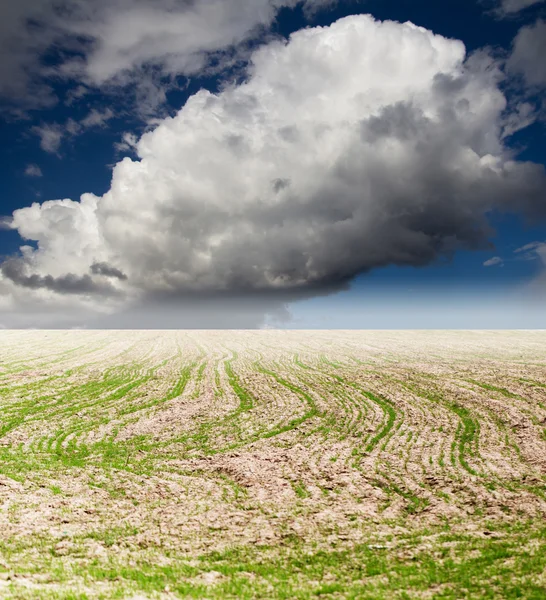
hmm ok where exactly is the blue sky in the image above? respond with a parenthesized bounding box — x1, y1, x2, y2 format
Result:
(0, 0, 545, 328)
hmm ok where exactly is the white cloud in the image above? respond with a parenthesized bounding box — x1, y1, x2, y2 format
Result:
(501, 101, 537, 138)
(514, 241, 546, 298)
(80, 108, 115, 129)
(483, 256, 504, 266)
(65, 85, 89, 106)
(55, 0, 330, 85)
(115, 132, 139, 153)
(24, 164, 43, 178)
(507, 19, 546, 87)
(31, 123, 63, 154)
(0, 1, 58, 113)
(497, 0, 545, 15)
(515, 241, 546, 261)
(0, 217, 13, 230)
(32, 108, 116, 154)
(0, 0, 332, 114)
(65, 108, 116, 135)
(533, 244, 546, 263)
(2, 15, 546, 326)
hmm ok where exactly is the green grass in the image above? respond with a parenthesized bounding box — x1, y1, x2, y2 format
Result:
(467, 379, 520, 400)
(2, 520, 545, 599)
(1, 331, 545, 599)
(224, 352, 254, 413)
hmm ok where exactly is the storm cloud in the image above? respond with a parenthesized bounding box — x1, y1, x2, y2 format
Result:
(2, 14, 546, 326)
(1, 258, 118, 296)
(90, 262, 128, 281)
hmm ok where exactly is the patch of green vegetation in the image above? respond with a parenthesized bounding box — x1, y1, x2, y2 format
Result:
(3, 520, 546, 599)
(293, 354, 311, 370)
(256, 366, 319, 436)
(401, 382, 479, 476)
(291, 480, 311, 499)
(224, 352, 253, 413)
(214, 359, 224, 397)
(357, 389, 397, 453)
(466, 379, 520, 400)
(289, 357, 397, 452)
(191, 361, 207, 399)
(320, 355, 343, 369)
(449, 402, 479, 476)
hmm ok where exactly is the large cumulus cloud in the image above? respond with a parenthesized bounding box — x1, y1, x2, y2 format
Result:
(2, 14, 546, 326)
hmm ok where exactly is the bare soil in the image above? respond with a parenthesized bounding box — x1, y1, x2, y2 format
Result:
(0, 330, 545, 598)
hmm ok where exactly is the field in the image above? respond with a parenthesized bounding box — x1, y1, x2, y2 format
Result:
(0, 330, 545, 599)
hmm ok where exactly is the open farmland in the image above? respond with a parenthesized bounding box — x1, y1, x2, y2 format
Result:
(0, 330, 545, 599)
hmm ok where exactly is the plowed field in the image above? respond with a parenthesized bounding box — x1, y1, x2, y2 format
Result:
(0, 330, 545, 599)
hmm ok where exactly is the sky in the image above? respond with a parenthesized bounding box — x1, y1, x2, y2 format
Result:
(0, 0, 545, 329)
